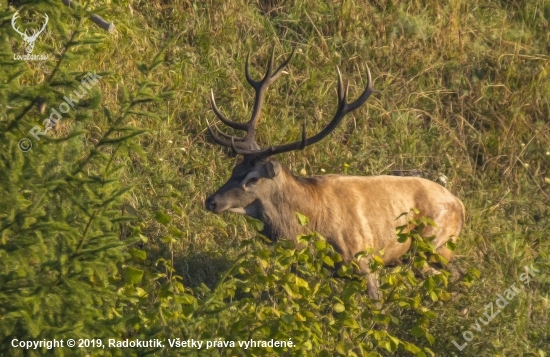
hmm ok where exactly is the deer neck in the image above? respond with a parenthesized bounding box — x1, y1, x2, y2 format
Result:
(250, 168, 324, 242)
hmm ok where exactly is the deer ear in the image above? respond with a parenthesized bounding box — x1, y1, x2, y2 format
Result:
(265, 160, 281, 178)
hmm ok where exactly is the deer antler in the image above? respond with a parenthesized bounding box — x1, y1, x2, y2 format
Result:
(207, 47, 377, 158)
(207, 47, 295, 151)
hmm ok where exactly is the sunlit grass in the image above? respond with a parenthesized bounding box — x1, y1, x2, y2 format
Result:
(64, 0, 550, 354)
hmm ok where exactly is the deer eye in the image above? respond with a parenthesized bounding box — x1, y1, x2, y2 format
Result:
(245, 177, 259, 187)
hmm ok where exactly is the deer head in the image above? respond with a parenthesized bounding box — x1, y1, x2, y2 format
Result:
(11, 11, 49, 54)
(204, 47, 376, 215)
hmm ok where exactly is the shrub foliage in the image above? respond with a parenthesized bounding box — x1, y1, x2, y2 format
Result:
(1, 0, 547, 356)
(120, 211, 469, 356)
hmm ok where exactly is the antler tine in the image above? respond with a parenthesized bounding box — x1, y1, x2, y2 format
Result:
(273, 48, 295, 79)
(213, 125, 246, 142)
(246, 46, 292, 89)
(206, 119, 232, 147)
(246, 47, 295, 138)
(336, 66, 345, 104)
(209, 89, 248, 131)
(205, 119, 252, 149)
(208, 47, 294, 152)
(344, 63, 377, 113)
(245, 51, 254, 87)
(230, 118, 308, 157)
(232, 63, 377, 157)
(264, 47, 276, 82)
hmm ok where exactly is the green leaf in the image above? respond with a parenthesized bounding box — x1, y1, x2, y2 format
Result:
(423, 276, 435, 290)
(103, 106, 114, 123)
(258, 259, 269, 269)
(341, 316, 359, 328)
(333, 303, 345, 313)
(421, 310, 437, 319)
(281, 314, 294, 324)
(170, 226, 185, 238)
(373, 313, 391, 324)
(323, 255, 335, 267)
(179, 294, 196, 305)
(295, 212, 309, 226)
(294, 275, 309, 288)
(337, 264, 350, 277)
(314, 240, 327, 250)
(389, 335, 401, 346)
(420, 216, 437, 227)
(354, 250, 369, 259)
(302, 340, 313, 350)
(397, 233, 409, 243)
(425, 332, 435, 345)
(129, 248, 146, 260)
(295, 312, 306, 322)
(469, 268, 481, 278)
(438, 291, 451, 301)
(395, 211, 409, 220)
(335, 341, 347, 355)
(445, 240, 456, 251)
(135, 287, 148, 297)
(411, 325, 426, 338)
(123, 267, 144, 285)
(161, 236, 176, 244)
(424, 347, 435, 357)
(404, 343, 422, 353)
(154, 211, 171, 225)
(245, 216, 264, 231)
(283, 283, 301, 298)
(413, 257, 427, 269)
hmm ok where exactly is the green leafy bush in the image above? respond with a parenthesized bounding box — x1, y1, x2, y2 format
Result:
(122, 210, 467, 356)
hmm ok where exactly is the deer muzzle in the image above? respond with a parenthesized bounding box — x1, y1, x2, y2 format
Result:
(205, 195, 223, 213)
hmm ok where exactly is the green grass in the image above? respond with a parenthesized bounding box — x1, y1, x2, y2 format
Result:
(15, 0, 550, 354)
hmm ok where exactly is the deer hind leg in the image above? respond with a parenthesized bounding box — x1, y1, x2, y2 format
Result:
(436, 244, 469, 281)
(425, 200, 463, 262)
(436, 244, 455, 262)
(421, 224, 459, 278)
(422, 236, 467, 282)
(421, 204, 461, 269)
(414, 244, 467, 284)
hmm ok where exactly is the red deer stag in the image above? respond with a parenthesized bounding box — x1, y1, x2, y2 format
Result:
(205, 48, 465, 299)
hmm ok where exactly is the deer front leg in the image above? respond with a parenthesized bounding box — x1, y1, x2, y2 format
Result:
(358, 257, 381, 300)
(367, 272, 381, 300)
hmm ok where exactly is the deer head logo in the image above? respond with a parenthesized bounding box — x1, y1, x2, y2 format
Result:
(11, 11, 49, 54)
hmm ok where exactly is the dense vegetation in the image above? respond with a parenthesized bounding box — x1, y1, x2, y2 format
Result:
(1, 0, 548, 356)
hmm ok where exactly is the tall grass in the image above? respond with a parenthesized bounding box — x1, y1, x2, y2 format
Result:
(97, 0, 549, 354)
(7, 0, 550, 355)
